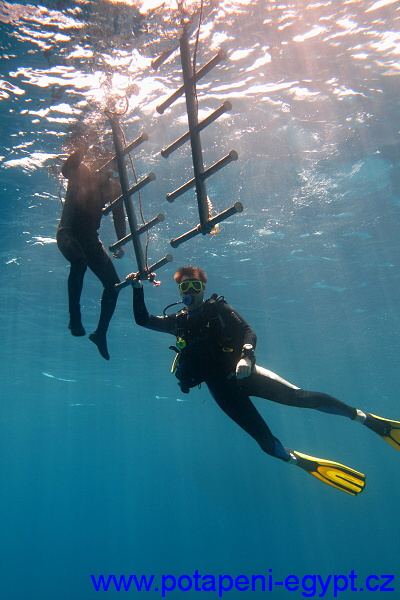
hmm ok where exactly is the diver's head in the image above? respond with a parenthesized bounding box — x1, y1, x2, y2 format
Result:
(174, 266, 207, 311)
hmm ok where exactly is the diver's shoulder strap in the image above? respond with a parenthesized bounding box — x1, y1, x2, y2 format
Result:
(207, 293, 227, 305)
(204, 293, 230, 335)
(176, 307, 188, 327)
(176, 294, 227, 333)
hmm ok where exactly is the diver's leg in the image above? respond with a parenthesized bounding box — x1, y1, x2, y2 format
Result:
(239, 365, 357, 419)
(85, 237, 120, 360)
(67, 264, 87, 336)
(206, 378, 365, 495)
(206, 379, 291, 461)
(56, 228, 87, 336)
(241, 366, 400, 455)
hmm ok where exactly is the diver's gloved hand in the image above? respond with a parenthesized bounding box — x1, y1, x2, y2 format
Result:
(126, 272, 142, 288)
(235, 357, 252, 379)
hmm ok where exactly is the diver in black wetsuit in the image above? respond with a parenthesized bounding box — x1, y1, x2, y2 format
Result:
(128, 265, 400, 496)
(56, 143, 126, 360)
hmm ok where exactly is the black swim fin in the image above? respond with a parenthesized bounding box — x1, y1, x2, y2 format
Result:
(364, 413, 400, 452)
(289, 450, 366, 496)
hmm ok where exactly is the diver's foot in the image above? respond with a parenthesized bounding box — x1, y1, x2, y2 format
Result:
(89, 331, 110, 360)
(68, 319, 86, 337)
(364, 413, 400, 451)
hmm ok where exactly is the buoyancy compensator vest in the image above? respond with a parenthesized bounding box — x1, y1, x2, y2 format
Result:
(170, 294, 240, 393)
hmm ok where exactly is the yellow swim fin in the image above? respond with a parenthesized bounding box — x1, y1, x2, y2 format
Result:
(289, 450, 366, 496)
(365, 413, 400, 452)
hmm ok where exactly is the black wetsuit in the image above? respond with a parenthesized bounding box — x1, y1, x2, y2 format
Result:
(57, 149, 126, 340)
(133, 288, 358, 462)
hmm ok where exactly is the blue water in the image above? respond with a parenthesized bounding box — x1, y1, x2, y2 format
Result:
(1, 0, 400, 598)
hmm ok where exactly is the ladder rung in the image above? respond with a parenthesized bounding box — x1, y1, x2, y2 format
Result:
(170, 202, 243, 248)
(156, 50, 226, 115)
(166, 151, 238, 203)
(103, 172, 156, 215)
(115, 253, 173, 290)
(96, 133, 148, 174)
(109, 214, 165, 252)
(161, 101, 232, 158)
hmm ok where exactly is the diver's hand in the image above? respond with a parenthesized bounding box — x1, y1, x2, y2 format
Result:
(235, 357, 252, 379)
(126, 272, 142, 288)
(113, 247, 124, 259)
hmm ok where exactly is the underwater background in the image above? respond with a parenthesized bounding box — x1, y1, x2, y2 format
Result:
(1, 0, 400, 598)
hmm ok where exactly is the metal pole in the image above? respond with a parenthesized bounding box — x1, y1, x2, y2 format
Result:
(179, 30, 210, 231)
(107, 115, 147, 279)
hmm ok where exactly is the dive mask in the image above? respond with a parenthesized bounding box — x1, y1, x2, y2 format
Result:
(178, 280, 204, 294)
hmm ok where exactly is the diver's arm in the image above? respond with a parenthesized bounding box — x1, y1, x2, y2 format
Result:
(219, 302, 257, 379)
(59, 146, 90, 225)
(219, 302, 257, 349)
(111, 203, 126, 258)
(111, 204, 126, 241)
(61, 143, 89, 179)
(108, 177, 126, 248)
(132, 285, 178, 335)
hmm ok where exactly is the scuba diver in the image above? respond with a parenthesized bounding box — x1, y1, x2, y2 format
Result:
(57, 143, 126, 360)
(128, 265, 400, 496)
